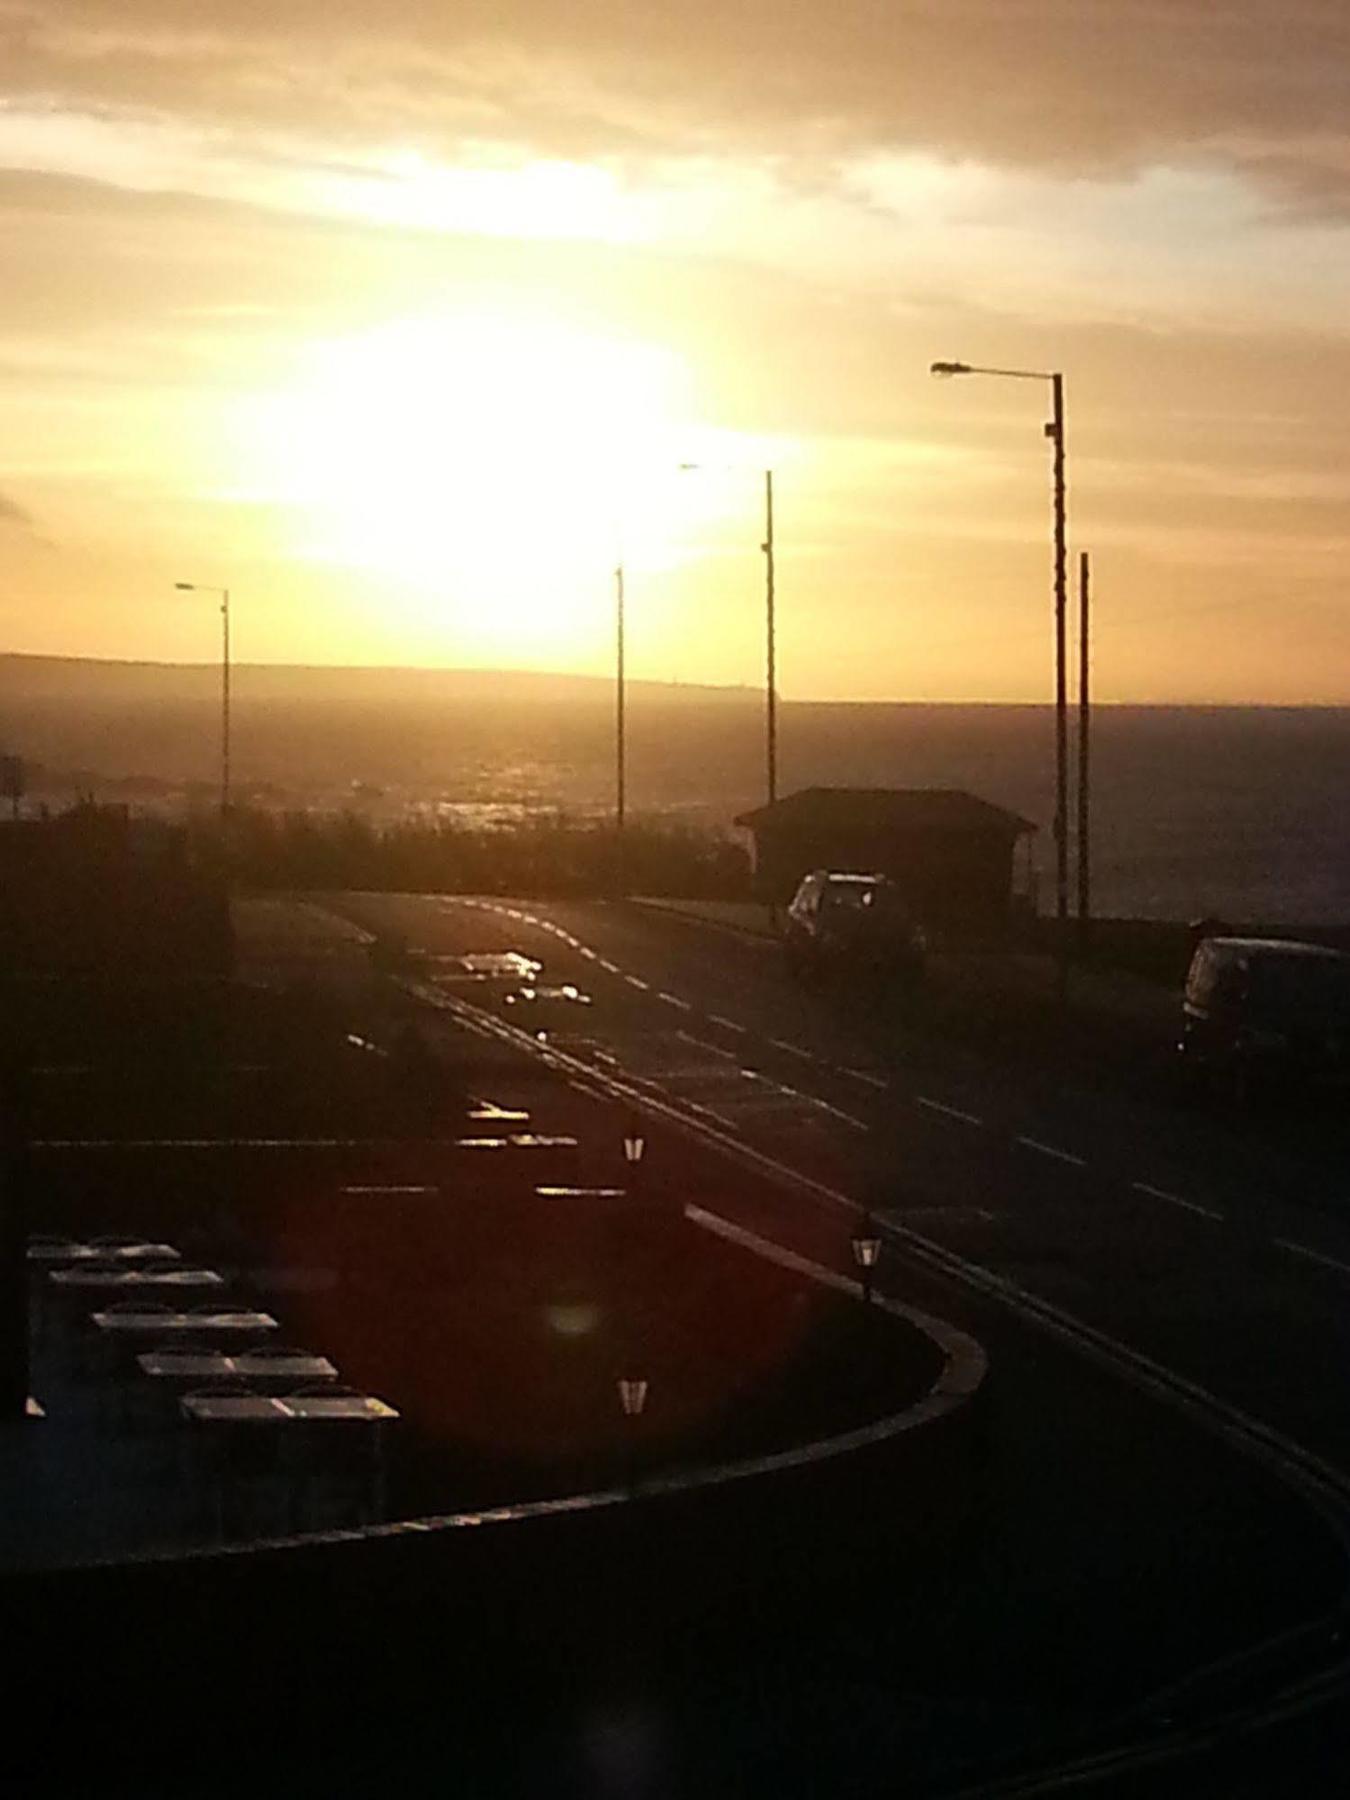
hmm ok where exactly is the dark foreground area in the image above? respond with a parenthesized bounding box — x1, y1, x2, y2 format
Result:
(3, 898, 1350, 1798)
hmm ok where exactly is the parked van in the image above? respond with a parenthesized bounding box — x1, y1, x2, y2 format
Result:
(1178, 936, 1350, 1099)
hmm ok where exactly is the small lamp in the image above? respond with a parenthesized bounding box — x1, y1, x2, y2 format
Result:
(851, 1222, 882, 1304)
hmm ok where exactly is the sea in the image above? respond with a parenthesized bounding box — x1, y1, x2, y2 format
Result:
(2, 657, 1346, 927)
(494, 700, 1350, 928)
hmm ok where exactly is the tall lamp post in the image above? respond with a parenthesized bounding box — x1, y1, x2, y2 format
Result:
(930, 361, 1069, 990)
(175, 581, 231, 818)
(614, 555, 626, 889)
(680, 463, 778, 810)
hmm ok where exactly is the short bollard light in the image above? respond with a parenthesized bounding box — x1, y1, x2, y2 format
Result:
(617, 1375, 649, 1495)
(617, 1377, 649, 1417)
(852, 1226, 882, 1304)
(622, 1125, 646, 1168)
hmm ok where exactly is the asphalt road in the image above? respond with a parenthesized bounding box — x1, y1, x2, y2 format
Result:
(328, 891, 1350, 1480)
(311, 890, 1350, 1793)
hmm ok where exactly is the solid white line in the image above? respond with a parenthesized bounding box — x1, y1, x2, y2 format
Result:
(845, 1069, 888, 1090)
(1016, 1136, 1087, 1168)
(708, 1014, 747, 1034)
(658, 991, 694, 1011)
(769, 1038, 814, 1061)
(1132, 1181, 1223, 1223)
(915, 1096, 984, 1127)
(1274, 1237, 1350, 1279)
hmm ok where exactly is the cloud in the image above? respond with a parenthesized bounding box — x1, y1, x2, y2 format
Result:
(2, 0, 1350, 205)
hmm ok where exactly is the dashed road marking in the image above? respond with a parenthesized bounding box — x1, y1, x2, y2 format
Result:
(658, 991, 694, 1011)
(1132, 1181, 1223, 1223)
(1016, 1136, 1087, 1169)
(807, 1097, 871, 1131)
(579, 947, 597, 960)
(625, 975, 650, 991)
(341, 1184, 438, 1196)
(769, 1038, 814, 1061)
(709, 1014, 747, 1035)
(1274, 1237, 1350, 1278)
(844, 1069, 888, 1090)
(598, 959, 620, 974)
(676, 1031, 739, 1062)
(915, 1096, 984, 1127)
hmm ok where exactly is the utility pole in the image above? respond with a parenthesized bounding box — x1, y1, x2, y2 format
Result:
(220, 587, 231, 819)
(1077, 550, 1091, 946)
(615, 558, 626, 893)
(1047, 375, 1069, 995)
(763, 469, 777, 809)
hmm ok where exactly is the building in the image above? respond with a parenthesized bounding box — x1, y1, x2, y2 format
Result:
(734, 787, 1036, 935)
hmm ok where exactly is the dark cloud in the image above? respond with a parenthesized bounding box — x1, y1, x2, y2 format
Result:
(3, 0, 1350, 203)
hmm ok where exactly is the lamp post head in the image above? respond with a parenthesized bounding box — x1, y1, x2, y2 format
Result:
(930, 360, 972, 377)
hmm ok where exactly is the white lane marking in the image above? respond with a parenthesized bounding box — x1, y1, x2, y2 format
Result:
(676, 1031, 739, 1063)
(598, 959, 620, 974)
(1132, 1182, 1223, 1223)
(341, 1185, 438, 1196)
(708, 1015, 747, 1035)
(579, 947, 597, 960)
(807, 1097, 871, 1132)
(768, 1038, 814, 1061)
(915, 1096, 984, 1127)
(845, 1069, 888, 1090)
(1274, 1238, 1350, 1279)
(1016, 1136, 1088, 1169)
(658, 991, 694, 1011)
(625, 975, 650, 991)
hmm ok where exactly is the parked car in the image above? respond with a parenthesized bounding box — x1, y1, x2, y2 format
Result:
(784, 870, 926, 985)
(1177, 935, 1350, 1099)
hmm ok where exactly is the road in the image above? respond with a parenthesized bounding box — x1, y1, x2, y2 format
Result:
(303, 890, 1350, 1793)
(328, 891, 1350, 1481)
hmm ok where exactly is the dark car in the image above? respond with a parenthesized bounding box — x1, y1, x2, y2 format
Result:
(784, 870, 926, 984)
(1178, 935, 1350, 1099)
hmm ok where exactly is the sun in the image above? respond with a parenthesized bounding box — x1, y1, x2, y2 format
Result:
(245, 310, 698, 660)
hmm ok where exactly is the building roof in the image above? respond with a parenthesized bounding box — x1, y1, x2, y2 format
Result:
(734, 787, 1036, 837)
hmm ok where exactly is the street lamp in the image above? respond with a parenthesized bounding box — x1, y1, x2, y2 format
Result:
(930, 361, 1069, 989)
(175, 581, 231, 818)
(616, 1374, 648, 1495)
(851, 1220, 882, 1304)
(622, 1121, 646, 1170)
(680, 463, 778, 809)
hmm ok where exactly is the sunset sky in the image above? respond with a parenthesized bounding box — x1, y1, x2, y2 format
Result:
(3, 2, 1350, 701)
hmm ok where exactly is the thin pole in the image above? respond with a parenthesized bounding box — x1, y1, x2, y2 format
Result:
(1077, 550, 1091, 942)
(615, 560, 626, 886)
(220, 588, 231, 819)
(763, 469, 777, 808)
(1048, 375, 1068, 992)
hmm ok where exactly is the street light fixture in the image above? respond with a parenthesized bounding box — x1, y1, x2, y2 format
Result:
(679, 462, 778, 809)
(930, 360, 1070, 991)
(174, 581, 231, 819)
(851, 1220, 882, 1304)
(622, 1123, 646, 1168)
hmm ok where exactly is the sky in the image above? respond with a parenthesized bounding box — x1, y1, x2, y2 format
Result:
(3, 2, 1350, 701)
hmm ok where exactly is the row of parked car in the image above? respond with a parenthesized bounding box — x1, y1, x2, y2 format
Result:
(782, 867, 1350, 1099)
